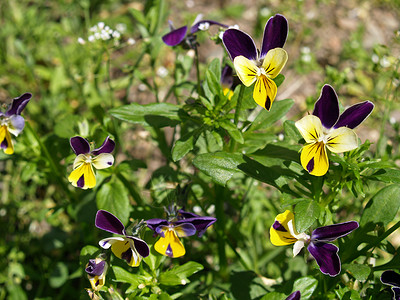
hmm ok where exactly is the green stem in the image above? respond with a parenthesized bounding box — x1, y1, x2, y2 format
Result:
(116, 172, 144, 206)
(194, 45, 201, 96)
(234, 85, 245, 125)
(215, 185, 227, 276)
(123, 45, 148, 103)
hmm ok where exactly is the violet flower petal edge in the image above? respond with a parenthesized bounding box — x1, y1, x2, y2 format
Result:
(311, 221, 359, 242)
(95, 210, 125, 235)
(162, 26, 188, 46)
(381, 270, 400, 287)
(92, 136, 115, 155)
(312, 84, 340, 129)
(334, 101, 374, 129)
(70, 136, 91, 155)
(260, 14, 289, 58)
(222, 28, 258, 61)
(285, 291, 301, 300)
(307, 242, 341, 277)
(5, 93, 32, 116)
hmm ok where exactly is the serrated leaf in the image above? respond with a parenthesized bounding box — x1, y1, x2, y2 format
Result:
(360, 184, 400, 226)
(248, 99, 294, 132)
(294, 200, 320, 233)
(343, 264, 371, 281)
(293, 276, 317, 300)
(110, 103, 182, 128)
(96, 177, 131, 225)
(193, 152, 244, 185)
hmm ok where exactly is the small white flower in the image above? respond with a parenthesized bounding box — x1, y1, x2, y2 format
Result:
(260, 7, 271, 17)
(112, 31, 121, 39)
(278, 133, 284, 141)
(156, 66, 168, 78)
(116, 23, 126, 33)
(390, 117, 396, 125)
(97, 22, 105, 29)
(127, 38, 136, 45)
(77, 37, 86, 45)
(371, 54, 379, 64)
(229, 24, 239, 30)
(301, 54, 312, 63)
(88, 35, 95, 42)
(94, 32, 101, 40)
(90, 26, 97, 32)
(301, 46, 310, 54)
(198, 22, 210, 31)
(138, 84, 147, 91)
(380, 56, 391, 68)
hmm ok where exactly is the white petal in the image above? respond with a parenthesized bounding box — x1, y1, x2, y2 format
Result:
(98, 237, 125, 249)
(73, 154, 87, 169)
(293, 240, 305, 257)
(92, 153, 114, 169)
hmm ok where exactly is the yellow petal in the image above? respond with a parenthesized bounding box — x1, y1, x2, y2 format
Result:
(154, 230, 186, 258)
(110, 239, 141, 267)
(270, 210, 298, 246)
(262, 48, 288, 79)
(223, 87, 234, 100)
(68, 162, 96, 189)
(0, 125, 14, 155)
(325, 127, 358, 153)
(295, 115, 323, 144)
(300, 142, 329, 176)
(233, 56, 258, 87)
(253, 75, 277, 111)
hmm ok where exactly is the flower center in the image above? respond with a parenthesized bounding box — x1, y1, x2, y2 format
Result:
(84, 154, 93, 164)
(0, 116, 10, 127)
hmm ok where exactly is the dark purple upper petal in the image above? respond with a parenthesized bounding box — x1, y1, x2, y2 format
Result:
(162, 26, 187, 46)
(190, 20, 228, 34)
(313, 85, 340, 129)
(146, 218, 168, 232)
(95, 210, 125, 235)
(130, 236, 150, 258)
(286, 291, 301, 300)
(91, 136, 115, 155)
(308, 242, 341, 277)
(393, 287, 400, 300)
(333, 101, 374, 129)
(85, 259, 106, 276)
(221, 64, 233, 88)
(222, 28, 258, 61)
(5, 93, 32, 116)
(70, 136, 90, 155)
(175, 216, 217, 237)
(260, 14, 289, 58)
(311, 221, 359, 242)
(381, 270, 400, 288)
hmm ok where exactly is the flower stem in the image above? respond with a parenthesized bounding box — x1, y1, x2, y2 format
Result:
(194, 45, 201, 96)
(234, 85, 245, 125)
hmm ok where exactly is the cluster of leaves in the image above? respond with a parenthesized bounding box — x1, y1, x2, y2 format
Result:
(1, 0, 400, 299)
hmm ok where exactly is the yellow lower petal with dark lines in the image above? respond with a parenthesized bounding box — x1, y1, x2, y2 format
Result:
(68, 162, 96, 189)
(253, 75, 277, 111)
(154, 230, 185, 258)
(300, 142, 329, 176)
(0, 125, 14, 155)
(270, 210, 298, 246)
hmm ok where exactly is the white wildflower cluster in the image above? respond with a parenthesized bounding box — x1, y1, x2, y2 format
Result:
(300, 46, 312, 63)
(78, 22, 126, 45)
(371, 54, 392, 68)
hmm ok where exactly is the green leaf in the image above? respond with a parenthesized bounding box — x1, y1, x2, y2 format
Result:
(219, 120, 244, 144)
(294, 200, 320, 233)
(110, 103, 182, 128)
(193, 152, 244, 185)
(260, 292, 286, 300)
(158, 272, 185, 286)
(169, 261, 204, 278)
(49, 262, 69, 288)
(113, 266, 140, 287)
(79, 245, 100, 268)
(369, 168, 400, 184)
(360, 184, 400, 226)
(172, 127, 204, 161)
(342, 264, 371, 281)
(208, 58, 221, 81)
(293, 276, 318, 300)
(96, 177, 131, 225)
(283, 120, 303, 142)
(247, 99, 294, 132)
(273, 74, 285, 87)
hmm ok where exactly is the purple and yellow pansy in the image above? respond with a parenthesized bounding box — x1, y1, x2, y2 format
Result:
(95, 210, 150, 267)
(295, 84, 374, 176)
(146, 208, 216, 258)
(270, 210, 359, 277)
(0, 93, 32, 155)
(68, 136, 115, 189)
(85, 257, 108, 291)
(222, 14, 288, 110)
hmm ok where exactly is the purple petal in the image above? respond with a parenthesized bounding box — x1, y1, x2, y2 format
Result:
(190, 20, 228, 34)
(222, 28, 258, 61)
(85, 259, 106, 276)
(146, 218, 168, 232)
(162, 26, 187, 46)
(272, 220, 287, 232)
(393, 287, 400, 300)
(9, 115, 25, 135)
(381, 270, 400, 287)
(173, 222, 197, 237)
(260, 14, 289, 58)
(311, 221, 359, 242)
(286, 291, 301, 300)
(77, 175, 85, 188)
(1, 137, 8, 150)
(175, 216, 216, 237)
(312, 85, 340, 129)
(5, 93, 32, 116)
(333, 101, 374, 129)
(70, 136, 90, 155)
(130, 236, 150, 258)
(178, 209, 198, 219)
(308, 242, 341, 277)
(95, 210, 125, 235)
(166, 244, 173, 257)
(155, 225, 169, 238)
(221, 64, 233, 88)
(91, 136, 115, 155)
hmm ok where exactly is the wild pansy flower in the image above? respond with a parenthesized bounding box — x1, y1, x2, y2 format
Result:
(68, 136, 115, 189)
(95, 210, 150, 267)
(222, 14, 288, 110)
(270, 210, 359, 277)
(85, 257, 108, 291)
(146, 207, 216, 258)
(295, 84, 374, 176)
(0, 93, 32, 155)
(162, 15, 228, 48)
(381, 270, 400, 299)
